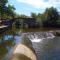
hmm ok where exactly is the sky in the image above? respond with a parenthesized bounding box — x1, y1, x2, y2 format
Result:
(8, 0, 60, 16)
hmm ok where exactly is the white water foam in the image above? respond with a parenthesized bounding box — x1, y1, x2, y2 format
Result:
(28, 32, 55, 43)
(31, 38, 42, 42)
(22, 32, 55, 43)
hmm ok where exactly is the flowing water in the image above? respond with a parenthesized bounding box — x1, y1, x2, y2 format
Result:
(0, 30, 60, 60)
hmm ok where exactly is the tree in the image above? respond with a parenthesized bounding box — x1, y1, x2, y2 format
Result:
(42, 7, 59, 28)
(36, 13, 43, 27)
(31, 13, 37, 18)
(0, 0, 8, 6)
(7, 5, 15, 18)
(0, 0, 16, 19)
(0, 0, 8, 19)
(56, 16, 60, 28)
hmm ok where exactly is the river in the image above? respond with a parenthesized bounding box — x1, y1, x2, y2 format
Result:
(0, 30, 60, 60)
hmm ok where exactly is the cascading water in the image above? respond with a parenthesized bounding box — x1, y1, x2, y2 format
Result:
(24, 32, 55, 42)
(22, 32, 55, 60)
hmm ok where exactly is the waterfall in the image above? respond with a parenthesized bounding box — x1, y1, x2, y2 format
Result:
(24, 32, 55, 42)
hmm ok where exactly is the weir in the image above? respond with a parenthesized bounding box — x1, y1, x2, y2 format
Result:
(22, 32, 55, 60)
(8, 32, 55, 60)
(24, 32, 55, 42)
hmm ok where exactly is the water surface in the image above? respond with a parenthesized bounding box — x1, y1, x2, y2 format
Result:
(0, 30, 60, 60)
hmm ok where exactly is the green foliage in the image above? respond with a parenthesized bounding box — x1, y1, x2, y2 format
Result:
(0, 0, 60, 28)
(0, 0, 8, 6)
(45, 7, 59, 21)
(0, 0, 8, 18)
(31, 13, 37, 18)
(0, 0, 16, 19)
(41, 7, 59, 28)
(56, 18, 60, 27)
(7, 5, 15, 17)
(15, 7, 60, 28)
(36, 13, 43, 27)
(15, 20, 21, 29)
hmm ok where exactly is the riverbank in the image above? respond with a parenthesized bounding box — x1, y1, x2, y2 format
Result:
(22, 28, 60, 32)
